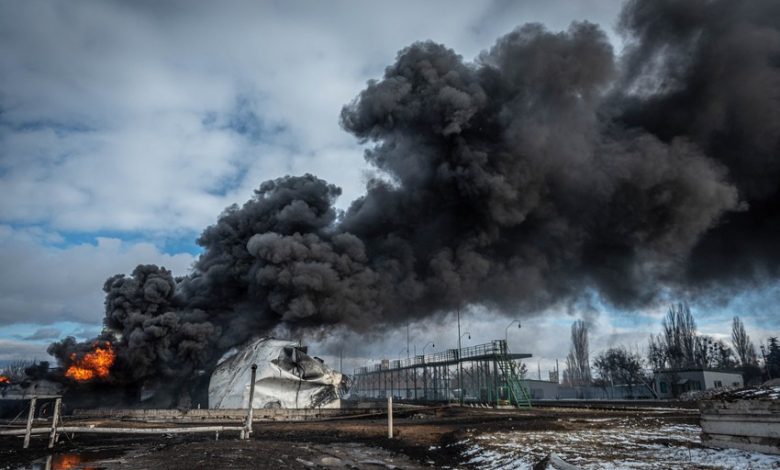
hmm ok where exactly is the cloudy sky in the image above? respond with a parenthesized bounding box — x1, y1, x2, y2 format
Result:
(1, 0, 777, 376)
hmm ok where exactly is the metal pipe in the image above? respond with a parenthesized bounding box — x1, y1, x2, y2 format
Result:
(1, 426, 245, 436)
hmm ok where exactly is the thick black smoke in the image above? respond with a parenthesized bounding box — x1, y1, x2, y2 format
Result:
(49, 0, 779, 404)
(614, 0, 780, 287)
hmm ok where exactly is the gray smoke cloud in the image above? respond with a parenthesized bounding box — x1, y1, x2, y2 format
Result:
(49, 0, 778, 405)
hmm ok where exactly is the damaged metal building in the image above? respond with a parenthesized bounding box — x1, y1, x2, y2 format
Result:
(209, 337, 348, 409)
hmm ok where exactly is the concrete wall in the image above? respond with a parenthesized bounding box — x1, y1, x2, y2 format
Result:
(557, 384, 655, 400)
(700, 399, 780, 455)
(525, 380, 560, 399)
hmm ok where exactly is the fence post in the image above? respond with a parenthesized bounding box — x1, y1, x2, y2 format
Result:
(48, 397, 62, 448)
(23, 396, 37, 449)
(387, 396, 393, 439)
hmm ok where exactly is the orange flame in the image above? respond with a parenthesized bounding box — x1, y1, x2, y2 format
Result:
(52, 454, 100, 470)
(65, 342, 115, 381)
(0, 375, 9, 384)
(53, 454, 82, 470)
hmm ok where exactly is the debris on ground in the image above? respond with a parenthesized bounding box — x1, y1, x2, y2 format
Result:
(533, 453, 582, 470)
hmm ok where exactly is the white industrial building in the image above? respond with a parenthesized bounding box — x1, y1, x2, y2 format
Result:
(653, 368, 743, 398)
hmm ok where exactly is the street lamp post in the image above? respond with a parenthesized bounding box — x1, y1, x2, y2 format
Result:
(406, 324, 410, 359)
(457, 308, 463, 405)
(458, 330, 471, 404)
(422, 342, 434, 401)
(504, 320, 521, 352)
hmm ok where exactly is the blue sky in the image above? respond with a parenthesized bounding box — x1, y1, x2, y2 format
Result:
(0, 0, 777, 375)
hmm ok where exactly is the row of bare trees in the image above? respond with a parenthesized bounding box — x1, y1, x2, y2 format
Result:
(562, 320, 648, 395)
(562, 302, 773, 390)
(0, 359, 35, 382)
(646, 303, 748, 371)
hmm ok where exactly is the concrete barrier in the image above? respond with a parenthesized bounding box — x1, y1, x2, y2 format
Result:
(71, 406, 391, 423)
(700, 399, 780, 455)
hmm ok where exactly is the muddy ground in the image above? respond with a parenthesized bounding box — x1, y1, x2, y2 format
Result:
(2, 405, 701, 469)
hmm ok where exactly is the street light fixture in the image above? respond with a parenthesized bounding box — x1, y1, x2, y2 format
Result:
(456, 308, 469, 405)
(505, 320, 521, 350)
(421, 342, 434, 401)
(458, 327, 471, 406)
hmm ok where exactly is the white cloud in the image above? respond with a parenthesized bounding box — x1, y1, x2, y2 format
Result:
(0, 0, 623, 233)
(0, 225, 195, 326)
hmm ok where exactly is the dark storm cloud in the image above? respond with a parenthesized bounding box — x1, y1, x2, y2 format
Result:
(49, 1, 779, 404)
(614, 0, 780, 286)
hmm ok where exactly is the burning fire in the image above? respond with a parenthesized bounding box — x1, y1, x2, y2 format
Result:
(52, 454, 99, 470)
(65, 341, 115, 381)
(0, 375, 9, 384)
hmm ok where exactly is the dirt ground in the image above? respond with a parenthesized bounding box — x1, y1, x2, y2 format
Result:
(2, 405, 703, 469)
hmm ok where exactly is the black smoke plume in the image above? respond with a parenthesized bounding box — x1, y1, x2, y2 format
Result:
(49, 0, 779, 405)
(614, 0, 780, 288)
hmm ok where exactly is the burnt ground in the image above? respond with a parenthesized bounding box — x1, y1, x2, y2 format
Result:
(1, 405, 700, 469)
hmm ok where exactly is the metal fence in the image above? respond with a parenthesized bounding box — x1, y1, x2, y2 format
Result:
(353, 340, 508, 375)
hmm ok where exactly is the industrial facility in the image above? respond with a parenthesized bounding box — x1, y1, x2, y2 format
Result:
(352, 339, 533, 407)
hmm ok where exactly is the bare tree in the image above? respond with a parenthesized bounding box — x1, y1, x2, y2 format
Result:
(594, 347, 645, 397)
(563, 352, 576, 386)
(564, 320, 591, 386)
(647, 334, 667, 370)
(713, 340, 737, 369)
(695, 335, 736, 369)
(516, 361, 528, 379)
(662, 302, 698, 368)
(694, 335, 715, 368)
(0, 359, 34, 382)
(731, 316, 758, 366)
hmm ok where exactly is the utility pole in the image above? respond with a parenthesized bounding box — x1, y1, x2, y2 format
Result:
(407, 324, 410, 359)
(457, 307, 463, 405)
(761, 345, 772, 379)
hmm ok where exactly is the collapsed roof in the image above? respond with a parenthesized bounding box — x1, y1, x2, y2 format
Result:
(208, 337, 347, 409)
